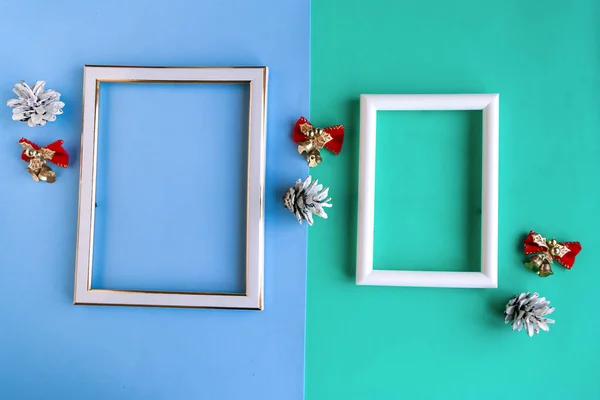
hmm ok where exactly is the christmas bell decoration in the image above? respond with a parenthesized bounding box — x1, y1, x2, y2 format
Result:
(293, 117, 344, 167)
(18, 138, 69, 183)
(283, 175, 332, 226)
(523, 231, 581, 277)
(504, 292, 555, 337)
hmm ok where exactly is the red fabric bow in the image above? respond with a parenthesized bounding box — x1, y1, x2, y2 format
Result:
(19, 138, 69, 167)
(524, 230, 581, 269)
(293, 117, 344, 155)
(293, 117, 344, 167)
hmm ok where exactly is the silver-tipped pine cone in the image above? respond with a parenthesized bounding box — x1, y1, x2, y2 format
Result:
(7, 81, 64, 127)
(283, 175, 332, 226)
(504, 292, 555, 337)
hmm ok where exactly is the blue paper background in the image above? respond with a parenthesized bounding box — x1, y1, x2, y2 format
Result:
(92, 82, 251, 293)
(0, 1, 309, 399)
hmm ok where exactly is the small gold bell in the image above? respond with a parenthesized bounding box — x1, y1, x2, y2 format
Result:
(537, 262, 553, 277)
(525, 255, 553, 277)
(307, 150, 322, 167)
(28, 165, 57, 183)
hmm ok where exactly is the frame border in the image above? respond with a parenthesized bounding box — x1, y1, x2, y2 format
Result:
(74, 65, 268, 309)
(356, 94, 499, 288)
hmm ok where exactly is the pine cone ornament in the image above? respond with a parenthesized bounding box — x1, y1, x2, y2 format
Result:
(504, 292, 555, 337)
(7, 81, 64, 127)
(283, 175, 332, 226)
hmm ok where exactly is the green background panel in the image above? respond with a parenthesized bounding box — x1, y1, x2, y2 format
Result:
(374, 111, 482, 272)
(307, 1, 600, 399)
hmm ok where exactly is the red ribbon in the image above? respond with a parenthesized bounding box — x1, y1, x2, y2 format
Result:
(524, 230, 581, 269)
(19, 138, 69, 168)
(293, 117, 344, 155)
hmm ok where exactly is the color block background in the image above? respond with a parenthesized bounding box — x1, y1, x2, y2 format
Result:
(0, 1, 308, 399)
(1, 0, 599, 399)
(306, 1, 600, 399)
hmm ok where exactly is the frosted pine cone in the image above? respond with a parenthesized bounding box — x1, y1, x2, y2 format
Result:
(283, 175, 332, 226)
(504, 292, 555, 337)
(7, 81, 64, 127)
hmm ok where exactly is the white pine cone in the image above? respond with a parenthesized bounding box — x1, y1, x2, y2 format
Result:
(504, 292, 555, 337)
(6, 81, 64, 127)
(283, 175, 332, 226)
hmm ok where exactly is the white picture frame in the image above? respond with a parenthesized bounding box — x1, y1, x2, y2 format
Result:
(356, 94, 499, 288)
(74, 65, 268, 309)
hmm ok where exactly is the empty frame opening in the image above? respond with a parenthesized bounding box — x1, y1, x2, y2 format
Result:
(91, 82, 250, 293)
(373, 110, 483, 272)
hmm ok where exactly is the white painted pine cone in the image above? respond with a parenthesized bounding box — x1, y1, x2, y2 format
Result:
(504, 292, 555, 337)
(7, 81, 64, 127)
(283, 175, 332, 226)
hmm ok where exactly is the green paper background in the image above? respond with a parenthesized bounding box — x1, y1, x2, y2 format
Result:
(306, 1, 600, 399)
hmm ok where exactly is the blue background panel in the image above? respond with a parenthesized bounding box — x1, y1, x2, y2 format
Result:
(0, 1, 309, 399)
(93, 82, 249, 293)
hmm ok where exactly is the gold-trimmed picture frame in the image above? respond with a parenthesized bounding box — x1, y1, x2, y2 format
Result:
(74, 65, 268, 309)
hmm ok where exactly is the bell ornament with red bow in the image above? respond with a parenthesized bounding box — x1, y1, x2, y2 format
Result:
(523, 231, 581, 277)
(19, 138, 69, 183)
(293, 117, 344, 167)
